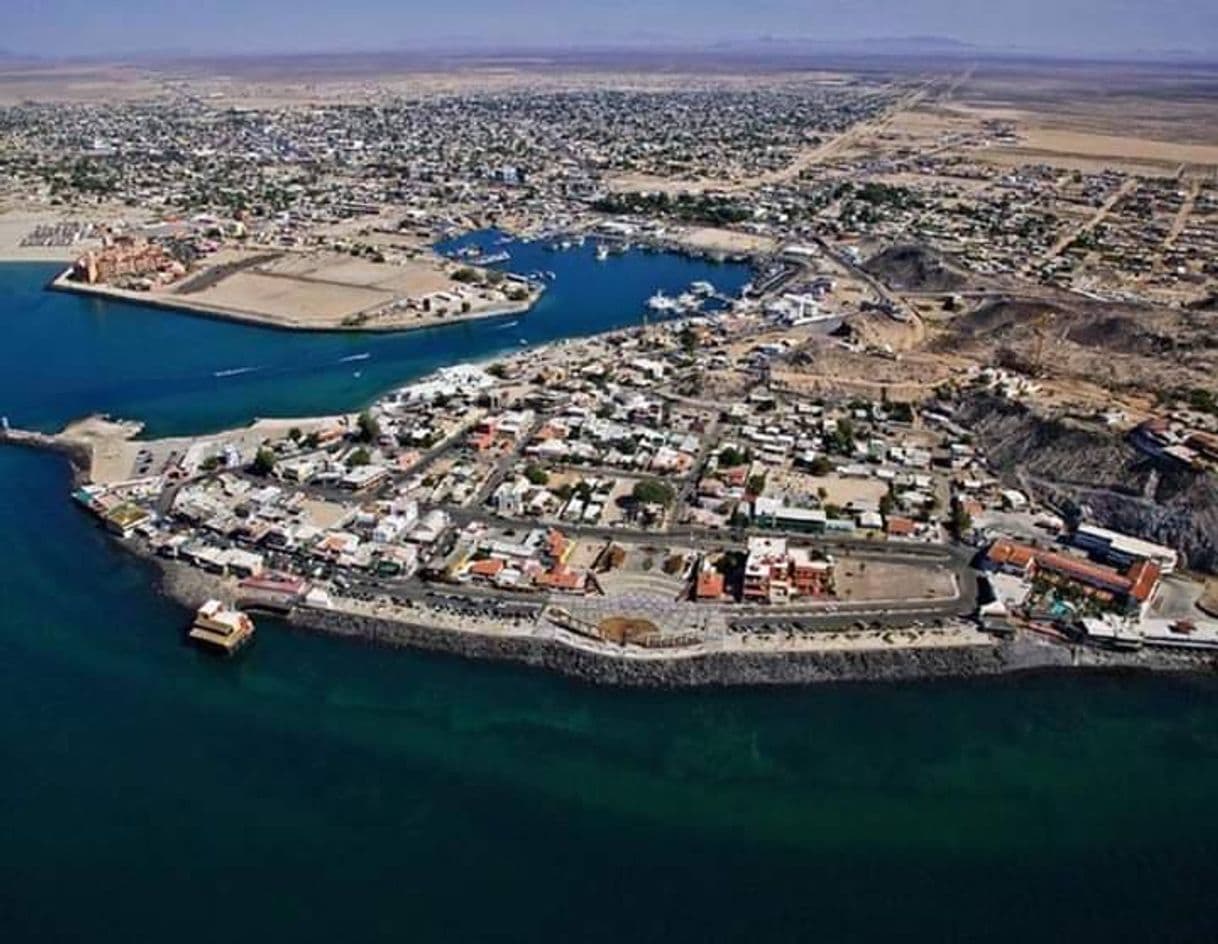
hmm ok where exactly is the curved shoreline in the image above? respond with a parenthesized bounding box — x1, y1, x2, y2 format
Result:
(5, 258, 1216, 689)
(3, 431, 1213, 689)
(147, 546, 1217, 689)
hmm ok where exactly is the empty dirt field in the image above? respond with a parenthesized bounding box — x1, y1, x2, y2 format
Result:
(834, 557, 957, 603)
(185, 270, 392, 324)
(978, 128, 1218, 176)
(766, 469, 890, 509)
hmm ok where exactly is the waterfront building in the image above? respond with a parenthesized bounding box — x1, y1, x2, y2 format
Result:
(985, 539, 1162, 611)
(742, 537, 834, 604)
(188, 600, 255, 655)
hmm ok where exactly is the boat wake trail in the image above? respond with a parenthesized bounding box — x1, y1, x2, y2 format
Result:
(493, 321, 519, 330)
(339, 353, 371, 363)
(213, 366, 261, 378)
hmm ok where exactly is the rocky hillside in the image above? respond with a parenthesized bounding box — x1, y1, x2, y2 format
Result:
(863, 243, 967, 293)
(937, 297, 1218, 395)
(956, 395, 1218, 572)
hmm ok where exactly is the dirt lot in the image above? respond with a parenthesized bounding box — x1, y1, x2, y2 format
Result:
(766, 468, 889, 509)
(834, 557, 957, 603)
(189, 270, 393, 323)
(675, 226, 778, 255)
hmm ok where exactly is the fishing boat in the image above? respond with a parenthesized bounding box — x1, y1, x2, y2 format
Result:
(646, 291, 679, 313)
(596, 244, 610, 262)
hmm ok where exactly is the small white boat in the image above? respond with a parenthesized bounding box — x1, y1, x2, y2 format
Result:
(646, 291, 679, 313)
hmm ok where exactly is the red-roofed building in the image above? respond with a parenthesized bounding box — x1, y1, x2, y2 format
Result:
(545, 528, 572, 565)
(468, 558, 506, 579)
(985, 538, 1161, 610)
(696, 566, 725, 601)
(885, 515, 917, 537)
(535, 567, 585, 593)
(986, 539, 1036, 576)
(468, 429, 496, 451)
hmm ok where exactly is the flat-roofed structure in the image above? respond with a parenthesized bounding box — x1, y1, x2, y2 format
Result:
(1072, 523, 1178, 574)
(188, 600, 255, 655)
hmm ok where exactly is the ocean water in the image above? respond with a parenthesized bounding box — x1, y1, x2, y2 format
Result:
(1, 248, 1218, 943)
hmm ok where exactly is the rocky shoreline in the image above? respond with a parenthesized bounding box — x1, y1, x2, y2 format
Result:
(0, 426, 93, 481)
(147, 545, 1217, 689)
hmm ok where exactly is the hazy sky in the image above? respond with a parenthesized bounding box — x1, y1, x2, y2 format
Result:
(6, 0, 1217, 57)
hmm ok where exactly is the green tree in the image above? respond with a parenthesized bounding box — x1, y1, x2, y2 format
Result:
(632, 479, 675, 506)
(808, 456, 833, 476)
(348, 447, 372, 468)
(679, 324, 698, 356)
(746, 474, 767, 496)
(718, 446, 749, 468)
(950, 503, 972, 539)
(356, 410, 380, 443)
(524, 464, 550, 486)
(251, 448, 276, 476)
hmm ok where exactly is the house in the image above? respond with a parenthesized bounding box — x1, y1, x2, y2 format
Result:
(375, 544, 418, 578)
(535, 567, 585, 593)
(223, 549, 265, 579)
(409, 510, 450, 545)
(742, 537, 834, 604)
(468, 558, 507, 581)
(278, 456, 321, 483)
(373, 514, 411, 543)
(340, 464, 390, 492)
(885, 515, 917, 538)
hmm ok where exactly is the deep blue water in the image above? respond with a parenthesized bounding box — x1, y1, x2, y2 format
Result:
(2, 245, 1218, 943)
(0, 234, 747, 437)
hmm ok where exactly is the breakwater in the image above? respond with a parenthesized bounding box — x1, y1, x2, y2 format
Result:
(108, 543, 1218, 689)
(0, 425, 92, 480)
(283, 606, 1214, 688)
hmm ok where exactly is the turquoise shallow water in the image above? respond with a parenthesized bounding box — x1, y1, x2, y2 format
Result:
(1, 249, 1218, 942)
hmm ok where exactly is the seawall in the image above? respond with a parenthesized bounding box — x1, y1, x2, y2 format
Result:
(282, 604, 1215, 689)
(49, 270, 539, 335)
